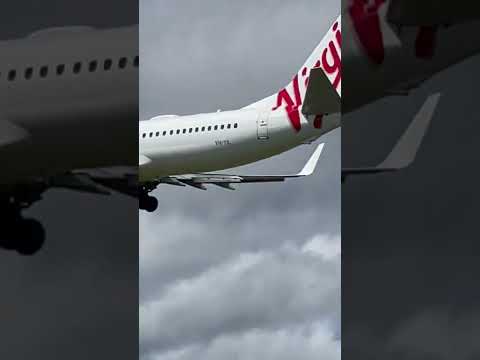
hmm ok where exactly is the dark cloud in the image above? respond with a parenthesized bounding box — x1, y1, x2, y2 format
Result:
(342, 45, 480, 358)
(140, 0, 340, 359)
(0, 1, 138, 359)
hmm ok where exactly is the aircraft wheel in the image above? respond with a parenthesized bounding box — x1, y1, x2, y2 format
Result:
(140, 195, 158, 213)
(15, 218, 46, 256)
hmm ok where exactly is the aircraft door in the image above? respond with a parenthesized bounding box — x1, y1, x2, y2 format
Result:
(257, 110, 269, 140)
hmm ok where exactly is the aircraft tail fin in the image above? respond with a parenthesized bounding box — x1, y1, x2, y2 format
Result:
(245, 15, 341, 111)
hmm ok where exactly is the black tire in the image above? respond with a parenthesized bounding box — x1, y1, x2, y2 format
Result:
(16, 219, 46, 256)
(140, 195, 158, 212)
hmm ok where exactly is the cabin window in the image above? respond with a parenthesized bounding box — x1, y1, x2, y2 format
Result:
(118, 57, 128, 69)
(25, 67, 33, 79)
(73, 62, 82, 74)
(57, 64, 65, 75)
(133, 56, 139, 67)
(40, 66, 48, 78)
(163, 131, 167, 136)
(104, 59, 113, 70)
(176, 129, 180, 134)
(201, 127, 205, 132)
(142, 133, 146, 138)
(208, 126, 212, 131)
(234, 123, 238, 128)
(170, 130, 174, 135)
(214, 125, 218, 130)
(189, 128, 193, 133)
(220, 124, 225, 130)
(8, 70, 16, 81)
(195, 127, 199, 132)
(149, 132, 153, 137)
(227, 124, 231, 129)
(156, 131, 160, 136)
(89, 61, 98, 72)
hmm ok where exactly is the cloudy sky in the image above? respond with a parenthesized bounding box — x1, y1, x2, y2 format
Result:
(342, 20, 480, 360)
(139, 1, 340, 359)
(0, 2, 138, 359)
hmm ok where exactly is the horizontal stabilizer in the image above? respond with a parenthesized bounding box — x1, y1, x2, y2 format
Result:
(388, 0, 480, 25)
(139, 154, 152, 166)
(0, 118, 29, 147)
(302, 68, 341, 116)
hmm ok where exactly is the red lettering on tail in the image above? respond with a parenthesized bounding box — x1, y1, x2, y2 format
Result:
(349, 0, 386, 65)
(273, 21, 341, 132)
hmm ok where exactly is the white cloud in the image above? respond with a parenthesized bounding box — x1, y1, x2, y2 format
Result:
(150, 321, 340, 360)
(141, 236, 340, 356)
(302, 233, 341, 260)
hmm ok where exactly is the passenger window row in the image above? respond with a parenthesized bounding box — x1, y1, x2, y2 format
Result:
(2, 55, 139, 82)
(142, 123, 239, 138)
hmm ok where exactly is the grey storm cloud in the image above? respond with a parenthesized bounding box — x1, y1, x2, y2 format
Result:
(0, 2, 138, 359)
(342, 38, 480, 359)
(140, 0, 340, 359)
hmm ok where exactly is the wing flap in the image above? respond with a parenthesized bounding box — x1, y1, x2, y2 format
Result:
(159, 144, 324, 190)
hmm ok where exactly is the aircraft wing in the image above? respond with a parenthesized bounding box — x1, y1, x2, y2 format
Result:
(0, 118, 29, 147)
(387, 0, 480, 26)
(49, 167, 138, 197)
(154, 144, 324, 191)
(342, 93, 440, 182)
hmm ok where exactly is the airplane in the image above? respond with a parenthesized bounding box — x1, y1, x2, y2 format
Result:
(138, 17, 342, 212)
(140, 0, 471, 212)
(0, 25, 138, 255)
(5, 1, 478, 253)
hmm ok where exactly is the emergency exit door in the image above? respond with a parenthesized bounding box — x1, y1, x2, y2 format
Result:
(257, 111, 269, 140)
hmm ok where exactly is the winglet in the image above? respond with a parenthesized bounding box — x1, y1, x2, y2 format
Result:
(379, 93, 440, 170)
(298, 143, 325, 176)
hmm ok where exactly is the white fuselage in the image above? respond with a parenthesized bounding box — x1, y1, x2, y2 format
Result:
(0, 26, 138, 187)
(139, 108, 339, 181)
(140, 7, 480, 183)
(140, 17, 342, 183)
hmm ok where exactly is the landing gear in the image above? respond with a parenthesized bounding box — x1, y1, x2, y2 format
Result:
(139, 194, 158, 212)
(1, 208, 46, 255)
(139, 183, 159, 212)
(1, 186, 47, 255)
(2, 217, 46, 255)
